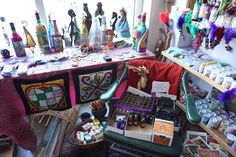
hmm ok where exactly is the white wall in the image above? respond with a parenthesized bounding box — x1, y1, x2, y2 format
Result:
(142, 0, 165, 52)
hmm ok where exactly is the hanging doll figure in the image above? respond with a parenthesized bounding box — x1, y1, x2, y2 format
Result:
(94, 2, 104, 26)
(110, 12, 118, 31)
(68, 9, 80, 46)
(115, 8, 131, 38)
(83, 3, 92, 33)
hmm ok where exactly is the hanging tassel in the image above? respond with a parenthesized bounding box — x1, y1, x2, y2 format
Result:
(215, 26, 225, 46)
(209, 22, 218, 49)
(218, 88, 236, 113)
(177, 15, 186, 41)
(193, 31, 203, 53)
(224, 27, 236, 51)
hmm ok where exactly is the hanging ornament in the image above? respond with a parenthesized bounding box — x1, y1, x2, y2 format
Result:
(224, 27, 236, 51)
(177, 15, 186, 41)
(215, 26, 225, 46)
(22, 21, 36, 53)
(193, 30, 203, 52)
(209, 22, 219, 49)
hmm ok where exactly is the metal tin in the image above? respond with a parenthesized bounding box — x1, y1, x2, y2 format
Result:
(207, 117, 218, 129)
(218, 120, 229, 132)
(228, 119, 234, 124)
(224, 125, 236, 136)
(220, 114, 227, 120)
(225, 134, 236, 145)
(201, 113, 211, 124)
(231, 140, 236, 151)
(229, 111, 236, 119)
(214, 116, 223, 128)
(214, 110, 220, 116)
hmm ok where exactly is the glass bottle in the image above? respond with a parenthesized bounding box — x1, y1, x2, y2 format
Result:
(9, 22, 26, 57)
(132, 14, 141, 50)
(101, 16, 107, 46)
(198, 0, 207, 21)
(93, 18, 102, 50)
(209, 1, 220, 22)
(52, 20, 63, 52)
(80, 17, 89, 46)
(135, 12, 148, 53)
(192, 0, 200, 21)
(48, 15, 54, 50)
(35, 11, 50, 50)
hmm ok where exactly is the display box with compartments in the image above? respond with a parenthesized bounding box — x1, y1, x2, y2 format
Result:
(152, 118, 174, 146)
(124, 115, 154, 142)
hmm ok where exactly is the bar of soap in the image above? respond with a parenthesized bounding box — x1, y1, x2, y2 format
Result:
(82, 123, 93, 131)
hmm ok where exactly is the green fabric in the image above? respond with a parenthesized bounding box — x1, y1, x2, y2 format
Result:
(181, 71, 201, 124)
(184, 12, 199, 37)
(104, 129, 183, 156)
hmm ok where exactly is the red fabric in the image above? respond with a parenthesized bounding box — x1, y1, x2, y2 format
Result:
(127, 59, 184, 97)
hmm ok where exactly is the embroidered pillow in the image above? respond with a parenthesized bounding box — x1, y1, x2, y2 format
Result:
(13, 73, 71, 114)
(72, 64, 117, 104)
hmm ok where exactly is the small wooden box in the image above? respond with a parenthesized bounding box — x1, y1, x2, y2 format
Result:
(152, 118, 174, 146)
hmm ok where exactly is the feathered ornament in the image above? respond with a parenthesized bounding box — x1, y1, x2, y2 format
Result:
(218, 88, 236, 113)
(184, 12, 199, 38)
(193, 30, 203, 53)
(160, 12, 170, 27)
(215, 26, 225, 46)
(224, 27, 236, 51)
(177, 15, 186, 41)
(209, 22, 219, 49)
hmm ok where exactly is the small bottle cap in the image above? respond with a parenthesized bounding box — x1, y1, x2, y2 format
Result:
(9, 22, 15, 31)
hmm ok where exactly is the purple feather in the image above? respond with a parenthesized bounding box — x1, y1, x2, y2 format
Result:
(177, 15, 185, 31)
(224, 27, 236, 43)
(209, 22, 218, 41)
(218, 88, 236, 103)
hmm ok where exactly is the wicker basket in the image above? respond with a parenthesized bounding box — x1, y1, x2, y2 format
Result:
(67, 119, 104, 149)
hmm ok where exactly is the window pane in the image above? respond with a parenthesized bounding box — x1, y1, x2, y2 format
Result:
(0, 0, 36, 49)
(43, 0, 135, 34)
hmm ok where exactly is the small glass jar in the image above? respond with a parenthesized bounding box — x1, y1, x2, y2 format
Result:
(140, 115, 146, 128)
(133, 114, 139, 126)
(128, 113, 134, 126)
(222, 77, 233, 89)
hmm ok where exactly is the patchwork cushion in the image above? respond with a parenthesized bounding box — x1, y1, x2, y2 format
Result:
(13, 73, 71, 114)
(72, 64, 117, 104)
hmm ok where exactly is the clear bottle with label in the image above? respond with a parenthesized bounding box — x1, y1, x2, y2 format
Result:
(209, 1, 220, 22)
(9, 22, 26, 57)
(52, 20, 63, 52)
(48, 15, 54, 50)
(192, 0, 200, 21)
(198, 0, 207, 21)
(93, 18, 102, 50)
(101, 16, 107, 46)
(80, 17, 89, 46)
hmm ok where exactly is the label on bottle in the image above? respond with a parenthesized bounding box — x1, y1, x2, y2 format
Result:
(192, 2, 200, 20)
(80, 33, 89, 46)
(52, 36, 63, 52)
(36, 25, 49, 49)
(12, 40, 26, 57)
(198, 4, 206, 19)
(209, 8, 218, 22)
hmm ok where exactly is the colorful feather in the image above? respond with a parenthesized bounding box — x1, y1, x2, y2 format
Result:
(177, 15, 185, 31)
(218, 88, 236, 112)
(224, 27, 236, 43)
(159, 12, 169, 26)
(209, 22, 218, 41)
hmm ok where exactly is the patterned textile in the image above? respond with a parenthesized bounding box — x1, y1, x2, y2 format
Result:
(13, 73, 71, 114)
(72, 64, 117, 104)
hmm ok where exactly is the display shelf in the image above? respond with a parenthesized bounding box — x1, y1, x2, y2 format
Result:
(176, 101, 236, 157)
(161, 52, 227, 92)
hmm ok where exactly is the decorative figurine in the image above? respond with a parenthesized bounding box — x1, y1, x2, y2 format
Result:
(110, 12, 118, 32)
(132, 12, 149, 53)
(22, 21, 36, 53)
(101, 16, 107, 45)
(80, 16, 89, 47)
(115, 8, 131, 38)
(0, 17, 10, 46)
(1, 49, 10, 59)
(105, 29, 114, 48)
(52, 20, 63, 52)
(94, 2, 104, 26)
(48, 15, 54, 49)
(128, 64, 149, 91)
(83, 3, 92, 33)
(68, 9, 80, 46)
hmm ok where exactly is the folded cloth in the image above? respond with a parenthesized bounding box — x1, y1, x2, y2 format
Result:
(0, 103, 36, 150)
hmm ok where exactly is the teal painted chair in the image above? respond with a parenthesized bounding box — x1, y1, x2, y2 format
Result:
(100, 60, 201, 157)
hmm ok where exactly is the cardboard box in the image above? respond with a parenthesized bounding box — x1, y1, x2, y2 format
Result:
(152, 119, 174, 146)
(124, 116, 154, 142)
(107, 110, 128, 135)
